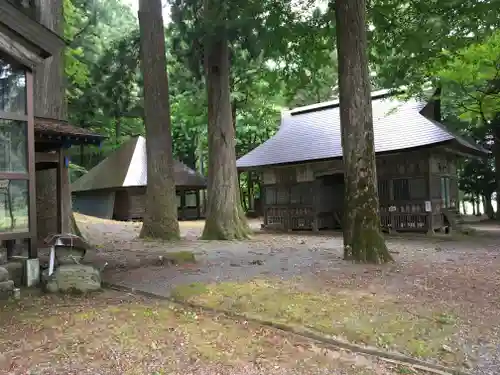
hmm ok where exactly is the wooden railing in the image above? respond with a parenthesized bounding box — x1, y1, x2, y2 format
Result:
(265, 206, 314, 230)
(380, 212, 428, 231)
(264, 207, 444, 233)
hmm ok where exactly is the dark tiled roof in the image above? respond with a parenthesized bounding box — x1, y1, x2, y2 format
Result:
(35, 117, 104, 145)
(236, 91, 487, 168)
(72, 136, 207, 192)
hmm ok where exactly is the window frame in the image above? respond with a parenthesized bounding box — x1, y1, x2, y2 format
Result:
(0, 57, 35, 246)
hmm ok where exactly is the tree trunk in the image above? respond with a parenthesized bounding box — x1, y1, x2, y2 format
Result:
(201, 30, 251, 240)
(335, 0, 392, 263)
(34, 0, 76, 242)
(483, 193, 494, 219)
(472, 198, 476, 215)
(137, 0, 179, 240)
(475, 196, 481, 216)
(115, 116, 121, 145)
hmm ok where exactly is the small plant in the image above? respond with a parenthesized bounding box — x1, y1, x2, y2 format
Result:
(435, 312, 456, 325)
(396, 365, 415, 374)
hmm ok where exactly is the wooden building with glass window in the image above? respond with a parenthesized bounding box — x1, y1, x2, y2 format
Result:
(71, 136, 207, 221)
(0, 1, 103, 272)
(236, 90, 488, 233)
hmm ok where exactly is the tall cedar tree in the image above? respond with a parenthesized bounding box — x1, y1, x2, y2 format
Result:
(169, 0, 306, 239)
(335, 0, 392, 263)
(201, 1, 251, 239)
(138, 0, 180, 239)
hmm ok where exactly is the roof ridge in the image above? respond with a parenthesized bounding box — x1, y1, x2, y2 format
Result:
(289, 88, 407, 116)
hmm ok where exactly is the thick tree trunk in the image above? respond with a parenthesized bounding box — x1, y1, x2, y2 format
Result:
(475, 196, 481, 216)
(483, 194, 494, 219)
(335, 0, 392, 263)
(34, 0, 76, 242)
(137, 0, 179, 240)
(471, 198, 476, 215)
(201, 32, 251, 240)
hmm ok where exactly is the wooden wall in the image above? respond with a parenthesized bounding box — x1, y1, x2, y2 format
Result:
(112, 187, 202, 221)
(260, 147, 460, 233)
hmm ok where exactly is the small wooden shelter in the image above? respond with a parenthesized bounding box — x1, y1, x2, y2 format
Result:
(71, 136, 207, 221)
(236, 90, 488, 233)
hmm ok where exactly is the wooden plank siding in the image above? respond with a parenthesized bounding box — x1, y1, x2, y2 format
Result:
(260, 148, 460, 233)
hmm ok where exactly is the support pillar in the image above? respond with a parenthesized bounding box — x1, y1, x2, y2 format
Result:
(56, 149, 63, 233)
(426, 153, 435, 236)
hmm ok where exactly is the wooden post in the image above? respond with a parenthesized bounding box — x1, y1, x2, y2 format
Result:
(388, 178, 395, 233)
(312, 180, 319, 232)
(26, 71, 37, 258)
(426, 154, 434, 235)
(180, 190, 186, 220)
(195, 189, 201, 219)
(56, 148, 63, 233)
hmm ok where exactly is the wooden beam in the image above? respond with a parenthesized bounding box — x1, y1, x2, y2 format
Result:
(0, 24, 44, 69)
(0, 1, 65, 58)
(35, 151, 59, 164)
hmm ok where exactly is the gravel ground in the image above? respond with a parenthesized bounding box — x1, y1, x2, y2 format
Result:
(75, 214, 500, 374)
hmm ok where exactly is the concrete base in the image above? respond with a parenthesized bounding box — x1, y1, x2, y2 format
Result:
(25, 258, 40, 287)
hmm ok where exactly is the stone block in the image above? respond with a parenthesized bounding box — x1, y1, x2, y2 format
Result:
(0, 249, 6, 265)
(43, 264, 101, 294)
(0, 266, 9, 282)
(25, 258, 40, 287)
(0, 280, 14, 299)
(3, 261, 23, 286)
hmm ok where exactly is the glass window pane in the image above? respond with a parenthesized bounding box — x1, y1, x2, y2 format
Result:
(0, 119, 27, 173)
(0, 179, 29, 233)
(185, 192, 197, 207)
(176, 194, 181, 208)
(0, 57, 27, 114)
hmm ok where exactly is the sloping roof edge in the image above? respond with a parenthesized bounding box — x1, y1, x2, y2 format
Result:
(72, 136, 207, 193)
(236, 90, 488, 169)
(35, 117, 105, 146)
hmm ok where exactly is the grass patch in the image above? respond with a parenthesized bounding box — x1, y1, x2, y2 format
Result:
(171, 282, 208, 301)
(175, 278, 464, 365)
(0, 290, 388, 374)
(164, 251, 196, 264)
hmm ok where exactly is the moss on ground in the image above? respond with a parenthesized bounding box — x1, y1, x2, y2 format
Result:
(173, 278, 464, 365)
(0, 290, 391, 374)
(170, 282, 208, 300)
(164, 251, 196, 264)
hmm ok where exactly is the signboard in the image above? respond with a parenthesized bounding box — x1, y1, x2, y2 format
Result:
(0, 180, 8, 190)
(425, 201, 432, 212)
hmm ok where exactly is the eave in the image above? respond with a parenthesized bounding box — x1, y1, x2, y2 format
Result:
(0, 1, 65, 68)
